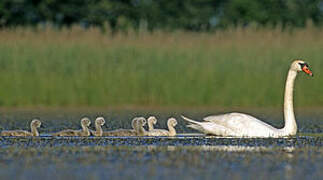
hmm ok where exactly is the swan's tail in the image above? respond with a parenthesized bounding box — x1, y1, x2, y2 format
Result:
(181, 115, 205, 132)
(181, 115, 201, 124)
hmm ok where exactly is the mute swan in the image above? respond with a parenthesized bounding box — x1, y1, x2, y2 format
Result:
(182, 60, 313, 138)
(90, 117, 105, 137)
(147, 116, 157, 131)
(147, 118, 177, 136)
(102, 117, 141, 136)
(1, 119, 41, 136)
(52, 117, 91, 137)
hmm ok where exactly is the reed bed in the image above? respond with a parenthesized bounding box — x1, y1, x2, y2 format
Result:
(0, 26, 322, 107)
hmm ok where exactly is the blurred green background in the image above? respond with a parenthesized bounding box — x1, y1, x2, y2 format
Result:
(0, 0, 322, 108)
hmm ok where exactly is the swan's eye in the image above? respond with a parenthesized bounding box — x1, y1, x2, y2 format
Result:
(298, 62, 309, 68)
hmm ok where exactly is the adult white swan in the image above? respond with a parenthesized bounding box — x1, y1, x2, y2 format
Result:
(182, 60, 313, 138)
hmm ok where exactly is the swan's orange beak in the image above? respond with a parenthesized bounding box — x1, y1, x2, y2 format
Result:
(302, 66, 313, 76)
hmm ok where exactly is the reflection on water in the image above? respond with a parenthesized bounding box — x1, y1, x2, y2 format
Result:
(0, 140, 321, 180)
(0, 143, 320, 180)
(131, 145, 296, 152)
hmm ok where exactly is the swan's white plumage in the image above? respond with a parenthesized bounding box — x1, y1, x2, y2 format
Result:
(183, 113, 279, 137)
(147, 118, 177, 136)
(182, 60, 313, 138)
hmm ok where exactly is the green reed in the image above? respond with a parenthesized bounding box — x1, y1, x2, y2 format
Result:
(0, 26, 322, 107)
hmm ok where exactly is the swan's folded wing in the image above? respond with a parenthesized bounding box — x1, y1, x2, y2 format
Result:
(203, 113, 244, 127)
(192, 122, 236, 136)
(1, 130, 31, 136)
(52, 129, 80, 136)
(90, 129, 102, 136)
(148, 129, 169, 136)
(102, 129, 137, 136)
(204, 112, 278, 136)
(203, 113, 232, 123)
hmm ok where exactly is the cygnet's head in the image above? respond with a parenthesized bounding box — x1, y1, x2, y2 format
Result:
(31, 119, 42, 128)
(147, 116, 157, 124)
(167, 118, 177, 127)
(81, 117, 91, 126)
(95, 117, 105, 126)
(136, 117, 146, 127)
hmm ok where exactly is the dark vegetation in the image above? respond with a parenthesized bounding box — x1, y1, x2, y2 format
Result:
(1, 0, 323, 32)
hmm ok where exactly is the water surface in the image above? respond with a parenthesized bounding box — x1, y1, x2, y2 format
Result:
(0, 109, 321, 180)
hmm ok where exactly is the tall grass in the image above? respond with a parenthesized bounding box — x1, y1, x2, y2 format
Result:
(0, 26, 322, 108)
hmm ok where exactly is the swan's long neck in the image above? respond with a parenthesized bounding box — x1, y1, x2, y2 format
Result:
(82, 123, 90, 135)
(168, 124, 176, 136)
(95, 122, 103, 136)
(137, 123, 147, 136)
(148, 121, 154, 131)
(282, 70, 297, 135)
(31, 124, 39, 136)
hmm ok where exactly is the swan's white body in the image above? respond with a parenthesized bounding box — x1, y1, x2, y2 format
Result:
(52, 118, 91, 137)
(102, 117, 143, 136)
(147, 118, 177, 137)
(0, 119, 41, 137)
(182, 60, 312, 138)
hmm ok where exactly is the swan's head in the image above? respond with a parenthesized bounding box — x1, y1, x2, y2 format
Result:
(167, 118, 177, 127)
(291, 60, 313, 76)
(95, 117, 105, 126)
(136, 117, 146, 127)
(31, 119, 42, 128)
(81, 117, 91, 127)
(147, 116, 157, 125)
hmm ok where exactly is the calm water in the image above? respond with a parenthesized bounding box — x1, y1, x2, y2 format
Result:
(0, 109, 322, 180)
